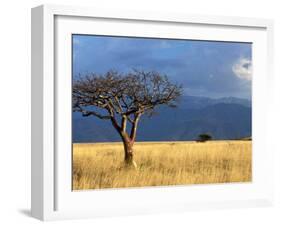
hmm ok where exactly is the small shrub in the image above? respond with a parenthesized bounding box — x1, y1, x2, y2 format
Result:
(197, 133, 212, 142)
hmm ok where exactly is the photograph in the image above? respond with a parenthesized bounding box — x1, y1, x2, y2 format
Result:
(72, 35, 252, 190)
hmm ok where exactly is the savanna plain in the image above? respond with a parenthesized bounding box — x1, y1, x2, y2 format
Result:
(73, 141, 251, 190)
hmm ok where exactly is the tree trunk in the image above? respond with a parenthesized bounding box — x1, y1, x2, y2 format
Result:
(122, 138, 137, 168)
(110, 115, 139, 169)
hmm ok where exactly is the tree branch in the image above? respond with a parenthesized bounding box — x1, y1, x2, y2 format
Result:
(73, 104, 111, 119)
(110, 116, 122, 134)
(82, 111, 111, 119)
(121, 116, 127, 133)
(130, 113, 141, 142)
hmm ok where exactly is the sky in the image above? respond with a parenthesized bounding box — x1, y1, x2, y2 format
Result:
(72, 35, 252, 100)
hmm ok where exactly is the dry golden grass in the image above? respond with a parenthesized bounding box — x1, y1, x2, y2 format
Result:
(73, 141, 251, 190)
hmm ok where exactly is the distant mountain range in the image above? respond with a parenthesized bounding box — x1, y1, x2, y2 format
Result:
(73, 96, 252, 142)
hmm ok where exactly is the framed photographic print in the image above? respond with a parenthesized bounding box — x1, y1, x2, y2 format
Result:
(31, 4, 274, 221)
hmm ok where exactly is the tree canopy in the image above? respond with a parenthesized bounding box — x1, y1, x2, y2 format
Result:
(73, 69, 182, 127)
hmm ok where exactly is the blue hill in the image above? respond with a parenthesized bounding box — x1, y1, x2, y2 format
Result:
(73, 96, 251, 142)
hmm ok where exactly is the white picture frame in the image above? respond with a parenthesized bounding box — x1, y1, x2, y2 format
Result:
(31, 4, 274, 221)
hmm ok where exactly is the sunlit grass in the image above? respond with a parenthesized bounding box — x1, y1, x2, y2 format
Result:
(73, 141, 251, 190)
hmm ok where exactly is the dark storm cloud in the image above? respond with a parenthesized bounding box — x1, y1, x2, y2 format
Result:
(73, 35, 252, 99)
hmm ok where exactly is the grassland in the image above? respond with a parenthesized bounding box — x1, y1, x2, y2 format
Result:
(73, 141, 251, 190)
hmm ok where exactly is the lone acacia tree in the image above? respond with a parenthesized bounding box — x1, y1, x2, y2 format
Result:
(73, 70, 182, 167)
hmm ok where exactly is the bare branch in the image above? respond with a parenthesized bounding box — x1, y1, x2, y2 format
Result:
(73, 104, 111, 119)
(130, 113, 141, 142)
(121, 116, 127, 133)
(73, 69, 182, 142)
